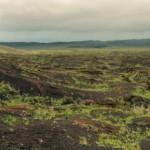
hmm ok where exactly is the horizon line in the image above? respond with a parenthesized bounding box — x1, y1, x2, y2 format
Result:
(0, 38, 150, 43)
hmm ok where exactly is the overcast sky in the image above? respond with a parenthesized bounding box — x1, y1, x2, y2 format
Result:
(0, 0, 150, 42)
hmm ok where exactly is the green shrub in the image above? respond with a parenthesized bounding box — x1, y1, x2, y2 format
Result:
(62, 97, 81, 105)
(62, 97, 74, 105)
(21, 95, 52, 105)
(0, 82, 19, 101)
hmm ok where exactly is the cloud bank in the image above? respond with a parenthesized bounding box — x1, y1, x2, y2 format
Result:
(0, 0, 150, 41)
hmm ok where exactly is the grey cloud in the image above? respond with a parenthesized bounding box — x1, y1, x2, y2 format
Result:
(0, 0, 150, 32)
(0, 0, 150, 41)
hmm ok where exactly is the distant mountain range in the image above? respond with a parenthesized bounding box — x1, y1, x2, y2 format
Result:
(0, 39, 150, 50)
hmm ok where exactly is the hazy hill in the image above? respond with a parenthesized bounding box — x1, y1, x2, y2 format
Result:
(0, 39, 150, 50)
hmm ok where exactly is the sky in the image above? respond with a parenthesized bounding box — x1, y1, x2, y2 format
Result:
(0, 0, 150, 42)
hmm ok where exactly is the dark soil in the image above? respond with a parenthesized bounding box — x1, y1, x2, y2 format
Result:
(0, 120, 115, 150)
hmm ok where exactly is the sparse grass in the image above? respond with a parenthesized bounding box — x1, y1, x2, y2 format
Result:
(133, 87, 150, 99)
(97, 128, 150, 150)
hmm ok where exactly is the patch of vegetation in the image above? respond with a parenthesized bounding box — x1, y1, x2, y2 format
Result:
(2, 115, 20, 125)
(79, 137, 89, 146)
(133, 87, 150, 99)
(97, 128, 150, 150)
(0, 82, 19, 101)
